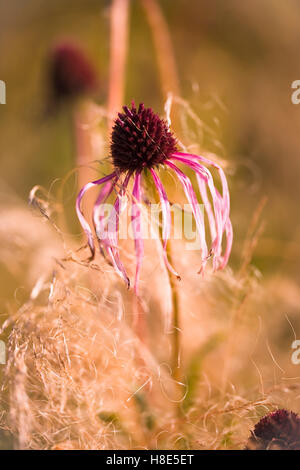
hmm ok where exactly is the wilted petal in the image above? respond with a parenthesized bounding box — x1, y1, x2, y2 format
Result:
(93, 178, 116, 250)
(166, 160, 208, 268)
(131, 171, 144, 294)
(215, 189, 233, 270)
(171, 152, 232, 269)
(106, 173, 131, 288)
(76, 172, 116, 259)
(170, 154, 224, 268)
(150, 168, 181, 280)
(221, 218, 233, 269)
(173, 151, 230, 221)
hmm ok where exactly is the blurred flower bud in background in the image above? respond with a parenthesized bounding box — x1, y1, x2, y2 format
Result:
(46, 40, 99, 114)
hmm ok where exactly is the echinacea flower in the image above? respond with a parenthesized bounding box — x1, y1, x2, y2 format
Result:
(76, 102, 233, 294)
(246, 409, 300, 450)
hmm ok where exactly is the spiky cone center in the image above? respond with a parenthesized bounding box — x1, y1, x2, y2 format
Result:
(111, 103, 177, 173)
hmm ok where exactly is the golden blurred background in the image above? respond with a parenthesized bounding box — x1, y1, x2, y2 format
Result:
(1, 0, 300, 449)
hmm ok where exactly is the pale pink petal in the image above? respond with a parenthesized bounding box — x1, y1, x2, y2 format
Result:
(173, 151, 230, 221)
(106, 173, 131, 288)
(166, 160, 208, 268)
(171, 152, 232, 269)
(76, 172, 116, 258)
(195, 173, 216, 242)
(213, 188, 233, 270)
(170, 154, 224, 268)
(92, 178, 116, 249)
(150, 168, 181, 279)
(131, 172, 144, 295)
(219, 218, 233, 270)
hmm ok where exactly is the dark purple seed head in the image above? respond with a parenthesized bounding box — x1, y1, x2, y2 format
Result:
(111, 102, 177, 173)
(48, 41, 98, 104)
(246, 409, 300, 450)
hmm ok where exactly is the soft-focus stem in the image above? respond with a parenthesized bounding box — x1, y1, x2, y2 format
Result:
(147, 171, 181, 381)
(107, 0, 130, 132)
(166, 242, 181, 382)
(133, 293, 148, 344)
(141, 0, 180, 99)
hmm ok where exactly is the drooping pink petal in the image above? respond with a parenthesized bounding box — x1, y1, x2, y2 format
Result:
(131, 171, 144, 295)
(165, 160, 208, 269)
(171, 152, 232, 269)
(195, 173, 216, 241)
(150, 168, 181, 280)
(214, 188, 233, 270)
(76, 172, 116, 258)
(170, 154, 224, 268)
(173, 151, 230, 222)
(106, 172, 132, 288)
(92, 178, 116, 250)
(221, 218, 233, 270)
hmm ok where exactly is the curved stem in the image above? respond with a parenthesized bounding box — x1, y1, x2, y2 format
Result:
(166, 242, 181, 382)
(141, 0, 180, 99)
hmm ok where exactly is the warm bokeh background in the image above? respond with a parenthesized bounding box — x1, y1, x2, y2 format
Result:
(1, 0, 300, 450)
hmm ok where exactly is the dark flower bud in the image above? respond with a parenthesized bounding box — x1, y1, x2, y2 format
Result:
(246, 409, 300, 450)
(47, 40, 98, 109)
